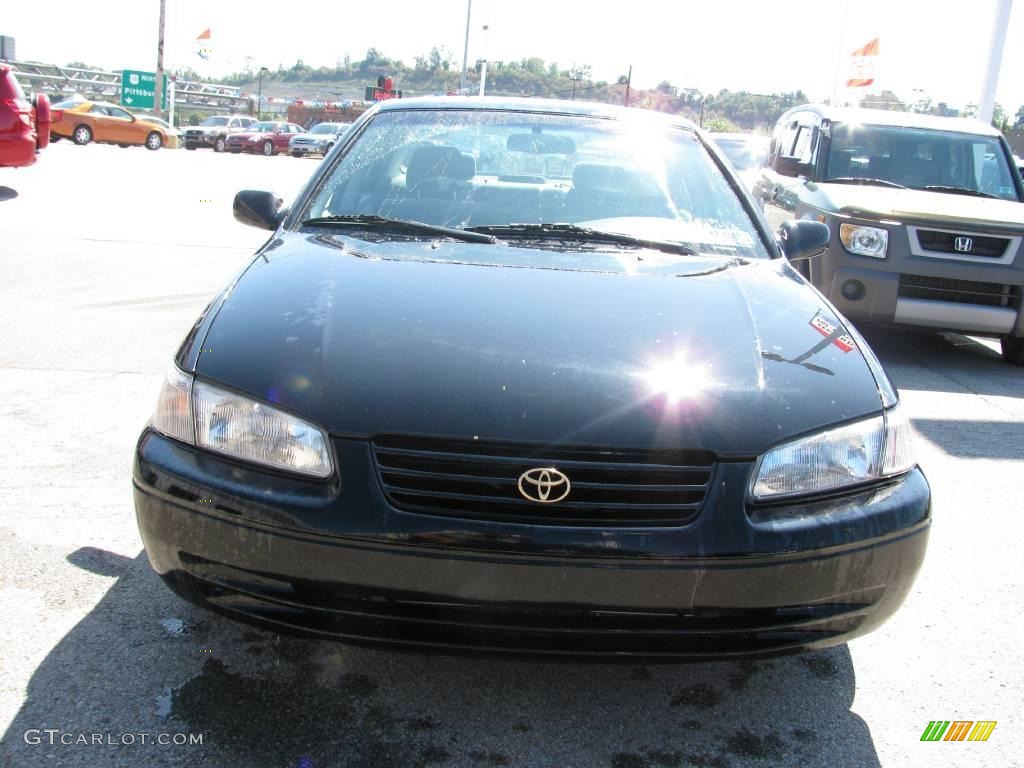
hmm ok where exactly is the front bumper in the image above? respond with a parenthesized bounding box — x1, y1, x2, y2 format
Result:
(134, 430, 931, 659)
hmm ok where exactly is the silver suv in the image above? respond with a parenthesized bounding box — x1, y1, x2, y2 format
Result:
(183, 115, 257, 152)
(755, 105, 1024, 365)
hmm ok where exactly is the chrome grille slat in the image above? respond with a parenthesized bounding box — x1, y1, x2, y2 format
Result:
(371, 435, 715, 527)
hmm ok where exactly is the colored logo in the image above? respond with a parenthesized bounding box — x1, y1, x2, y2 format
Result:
(517, 467, 571, 504)
(920, 721, 997, 742)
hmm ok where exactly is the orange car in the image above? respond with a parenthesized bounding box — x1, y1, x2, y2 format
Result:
(50, 101, 171, 150)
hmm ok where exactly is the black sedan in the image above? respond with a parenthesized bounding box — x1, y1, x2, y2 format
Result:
(133, 97, 930, 660)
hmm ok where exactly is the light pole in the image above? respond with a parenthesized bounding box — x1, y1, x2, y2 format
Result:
(257, 66, 269, 119)
(460, 0, 473, 92)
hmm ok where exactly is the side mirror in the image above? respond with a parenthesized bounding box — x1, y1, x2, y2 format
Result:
(774, 155, 810, 178)
(233, 190, 285, 231)
(779, 220, 829, 260)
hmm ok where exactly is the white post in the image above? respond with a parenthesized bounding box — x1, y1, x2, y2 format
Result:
(979, 0, 1012, 124)
(478, 25, 489, 97)
(168, 78, 175, 126)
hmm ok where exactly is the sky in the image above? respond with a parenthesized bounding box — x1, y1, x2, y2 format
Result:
(4, 0, 1024, 111)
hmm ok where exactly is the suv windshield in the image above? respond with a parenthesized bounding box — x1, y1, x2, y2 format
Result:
(200, 116, 229, 127)
(826, 123, 1021, 201)
(304, 109, 769, 259)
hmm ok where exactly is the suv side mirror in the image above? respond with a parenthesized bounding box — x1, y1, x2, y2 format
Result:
(775, 155, 810, 178)
(779, 220, 829, 260)
(233, 190, 286, 231)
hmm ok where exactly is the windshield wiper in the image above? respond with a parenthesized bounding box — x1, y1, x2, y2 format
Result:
(921, 185, 1000, 200)
(300, 214, 500, 244)
(826, 177, 908, 190)
(465, 223, 699, 256)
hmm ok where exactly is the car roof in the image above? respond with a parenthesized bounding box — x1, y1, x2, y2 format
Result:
(374, 95, 698, 129)
(782, 103, 1002, 137)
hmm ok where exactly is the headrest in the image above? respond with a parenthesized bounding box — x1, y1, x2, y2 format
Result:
(407, 145, 475, 188)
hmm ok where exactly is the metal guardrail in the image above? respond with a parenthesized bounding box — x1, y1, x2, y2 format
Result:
(0, 59, 250, 111)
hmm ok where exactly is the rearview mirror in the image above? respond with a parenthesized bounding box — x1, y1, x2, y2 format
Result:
(507, 133, 576, 154)
(233, 190, 285, 231)
(774, 155, 810, 178)
(779, 220, 829, 261)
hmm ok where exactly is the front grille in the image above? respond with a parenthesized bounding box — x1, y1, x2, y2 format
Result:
(371, 435, 715, 526)
(898, 274, 1020, 308)
(917, 229, 1009, 258)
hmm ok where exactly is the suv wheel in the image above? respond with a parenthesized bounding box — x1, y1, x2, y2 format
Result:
(1001, 335, 1024, 366)
(214, 136, 226, 153)
(185, 142, 196, 150)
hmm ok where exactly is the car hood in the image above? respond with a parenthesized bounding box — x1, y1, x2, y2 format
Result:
(194, 232, 884, 456)
(188, 126, 223, 134)
(812, 183, 1024, 230)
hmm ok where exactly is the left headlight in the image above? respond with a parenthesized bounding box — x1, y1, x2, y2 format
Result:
(149, 367, 334, 479)
(839, 223, 888, 258)
(751, 406, 916, 501)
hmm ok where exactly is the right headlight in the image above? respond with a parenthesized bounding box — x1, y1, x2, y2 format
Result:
(839, 223, 888, 258)
(751, 406, 916, 501)
(150, 366, 334, 479)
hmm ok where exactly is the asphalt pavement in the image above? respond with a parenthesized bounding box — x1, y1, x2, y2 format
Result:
(0, 141, 1021, 768)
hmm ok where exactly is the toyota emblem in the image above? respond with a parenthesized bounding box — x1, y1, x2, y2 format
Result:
(517, 467, 571, 503)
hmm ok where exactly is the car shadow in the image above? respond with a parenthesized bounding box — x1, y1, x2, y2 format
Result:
(859, 324, 1022, 399)
(0, 548, 881, 768)
(0, 186, 18, 202)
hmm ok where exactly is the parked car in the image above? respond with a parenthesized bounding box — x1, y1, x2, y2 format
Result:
(755, 104, 1024, 365)
(0, 65, 49, 168)
(183, 115, 256, 152)
(289, 122, 350, 157)
(225, 121, 306, 155)
(49, 101, 171, 150)
(134, 96, 929, 660)
(137, 115, 182, 149)
(709, 132, 769, 194)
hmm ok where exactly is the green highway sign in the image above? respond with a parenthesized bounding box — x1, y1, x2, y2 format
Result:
(120, 70, 168, 110)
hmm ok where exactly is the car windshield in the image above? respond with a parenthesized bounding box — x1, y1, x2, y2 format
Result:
(201, 116, 229, 127)
(826, 123, 1021, 201)
(311, 123, 341, 134)
(714, 137, 768, 171)
(303, 109, 770, 259)
(252, 122, 279, 132)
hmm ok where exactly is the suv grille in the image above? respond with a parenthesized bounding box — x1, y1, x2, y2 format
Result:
(917, 229, 1009, 258)
(898, 274, 1020, 307)
(372, 435, 715, 527)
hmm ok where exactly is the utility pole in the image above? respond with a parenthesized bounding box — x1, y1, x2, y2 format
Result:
(460, 0, 473, 92)
(978, 0, 1012, 125)
(153, 0, 166, 120)
(624, 65, 632, 107)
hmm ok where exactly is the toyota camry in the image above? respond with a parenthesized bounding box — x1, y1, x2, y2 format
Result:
(133, 97, 930, 659)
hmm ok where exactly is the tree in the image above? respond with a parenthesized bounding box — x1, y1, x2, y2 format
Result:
(656, 80, 677, 96)
(861, 90, 906, 111)
(704, 117, 739, 133)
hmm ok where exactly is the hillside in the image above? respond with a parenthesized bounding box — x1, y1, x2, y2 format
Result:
(184, 48, 807, 133)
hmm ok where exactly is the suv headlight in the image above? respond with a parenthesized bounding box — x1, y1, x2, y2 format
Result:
(751, 406, 915, 501)
(839, 223, 888, 258)
(150, 367, 334, 478)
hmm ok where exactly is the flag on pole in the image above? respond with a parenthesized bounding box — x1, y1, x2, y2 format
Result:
(846, 38, 879, 87)
(195, 28, 212, 60)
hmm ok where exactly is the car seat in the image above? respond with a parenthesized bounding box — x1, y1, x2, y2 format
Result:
(386, 145, 478, 227)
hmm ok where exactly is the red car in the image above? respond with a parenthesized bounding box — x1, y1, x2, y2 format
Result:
(224, 121, 306, 155)
(0, 65, 49, 168)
